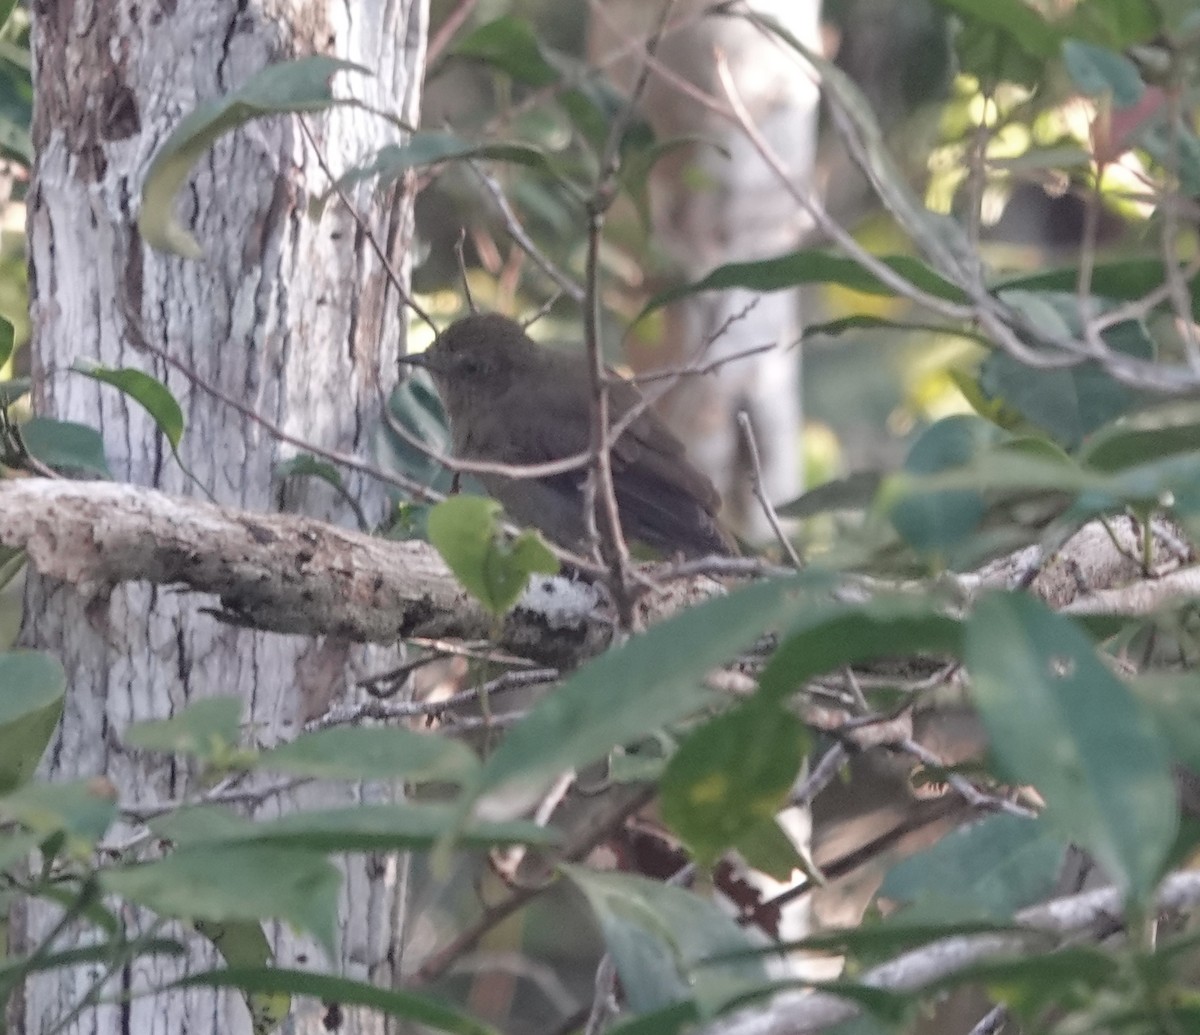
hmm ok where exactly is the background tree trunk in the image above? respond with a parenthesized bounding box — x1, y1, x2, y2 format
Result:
(590, 0, 822, 541)
(16, 1, 426, 1031)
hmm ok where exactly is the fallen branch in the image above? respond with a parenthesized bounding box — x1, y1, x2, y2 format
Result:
(0, 478, 615, 667)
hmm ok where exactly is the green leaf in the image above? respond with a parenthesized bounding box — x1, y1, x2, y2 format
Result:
(732, 815, 806, 883)
(330, 133, 568, 197)
(0, 780, 118, 854)
(465, 573, 830, 813)
(888, 416, 1000, 551)
(18, 417, 111, 478)
(0, 830, 43, 872)
(0, 650, 65, 793)
(274, 453, 368, 530)
(194, 920, 289, 1035)
(661, 700, 807, 869)
(155, 802, 556, 853)
(256, 726, 479, 784)
(0, 938, 187, 989)
(102, 844, 341, 956)
(926, 946, 1119, 1015)
(757, 596, 963, 703)
(979, 296, 1154, 449)
(965, 593, 1176, 899)
(452, 16, 559, 87)
(640, 250, 965, 321)
(0, 375, 28, 407)
(139, 56, 364, 258)
(880, 814, 1064, 919)
(0, 313, 13, 368)
(1065, 0, 1160, 48)
(273, 453, 345, 491)
(563, 866, 773, 1018)
(179, 967, 501, 1035)
(998, 260, 1200, 321)
(1131, 673, 1200, 776)
(426, 495, 559, 615)
(147, 804, 256, 847)
(1080, 419, 1200, 472)
(777, 470, 884, 519)
(1062, 39, 1145, 107)
(73, 363, 185, 450)
(801, 314, 983, 343)
(932, 0, 1060, 59)
(124, 695, 243, 760)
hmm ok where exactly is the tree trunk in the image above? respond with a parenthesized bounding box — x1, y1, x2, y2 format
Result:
(16, 1, 426, 1031)
(590, 0, 822, 541)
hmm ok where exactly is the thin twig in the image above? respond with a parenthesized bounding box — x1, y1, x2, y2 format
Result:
(308, 668, 560, 731)
(788, 743, 848, 809)
(299, 119, 436, 333)
(737, 411, 802, 567)
(898, 737, 1037, 818)
(120, 303, 440, 504)
(583, 954, 618, 1035)
(471, 162, 587, 303)
(427, 0, 480, 64)
(967, 1004, 1010, 1035)
(580, 0, 679, 627)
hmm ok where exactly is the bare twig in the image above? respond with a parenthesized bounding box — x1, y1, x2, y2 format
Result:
(788, 743, 848, 809)
(120, 301, 440, 504)
(967, 1004, 1009, 1035)
(309, 668, 561, 731)
(471, 162, 587, 303)
(298, 119, 436, 334)
(427, 0, 480, 64)
(737, 411, 802, 567)
(583, 954, 619, 1035)
(897, 738, 1037, 819)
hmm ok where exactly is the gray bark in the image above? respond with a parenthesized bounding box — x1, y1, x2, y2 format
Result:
(17, 1, 427, 1031)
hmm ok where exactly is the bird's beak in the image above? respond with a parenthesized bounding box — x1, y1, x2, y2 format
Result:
(397, 351, 438, 372)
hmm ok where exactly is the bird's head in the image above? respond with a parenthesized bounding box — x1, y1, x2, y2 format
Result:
(399, 313, 540, 421)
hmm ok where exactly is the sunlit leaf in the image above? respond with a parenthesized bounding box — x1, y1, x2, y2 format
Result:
(427, 495, 559, 615)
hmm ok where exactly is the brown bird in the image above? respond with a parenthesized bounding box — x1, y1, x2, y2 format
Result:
(399, 313, 737, 559)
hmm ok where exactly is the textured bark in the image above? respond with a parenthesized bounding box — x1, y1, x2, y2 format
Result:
(19, 1, 427, 1031)
(0, 479, 615, 667)
(590, 0, 822, 540)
